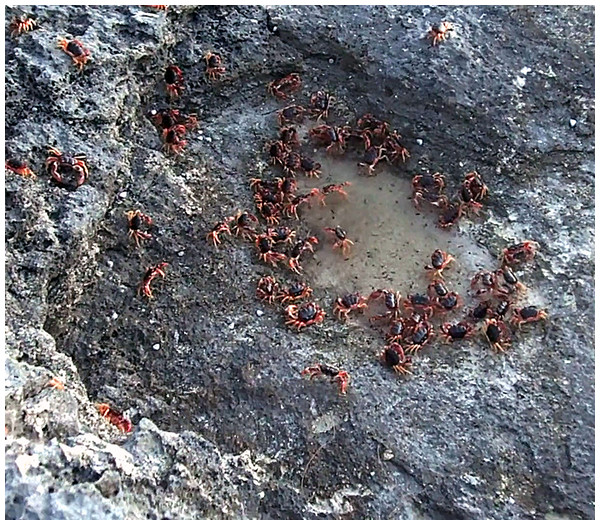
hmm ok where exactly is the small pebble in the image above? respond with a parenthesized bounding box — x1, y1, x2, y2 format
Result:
(328, 58, 334, 64)
(569, 119, 577, 128)
(178, 251, 185, 257)
(111, 312, 119, 320)
(153, 343, 160, 350)
(382, 449, 394, 461)
(119, 191, 127, 198)
(107, 260, 114, 269)
(416, 138, 423, 146)
(256, 309, 264, 317)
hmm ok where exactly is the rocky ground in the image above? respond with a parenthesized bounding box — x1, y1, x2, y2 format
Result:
(5, 5, 594, 519)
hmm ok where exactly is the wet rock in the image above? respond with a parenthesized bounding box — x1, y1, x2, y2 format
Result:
(5, 5, 594, 520)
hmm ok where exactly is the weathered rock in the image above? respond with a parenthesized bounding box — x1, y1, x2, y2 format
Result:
(5, 5, 594, 519)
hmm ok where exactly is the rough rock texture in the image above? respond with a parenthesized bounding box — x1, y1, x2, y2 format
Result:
(5, 5, 594, 519)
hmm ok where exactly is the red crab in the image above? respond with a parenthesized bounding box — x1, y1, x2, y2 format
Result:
(164, 65, 184, 98)
(309, 125, 351, 154)
(383, 131, 410, 163)
(427, 21, 453, 46)
(231, 211, 258, 240)
(404, 319, 434, 354)
(150, 108, 198, 132)
(265, 140, 291, 166)
(256, 276, 280, 304)
(206, 218, 232, 247)
(434, 291, 462, 314)
(412, 173, 447, 209)
(492, 299, 512, 320)
(276, 281, 313, 303)
(288, 236, 318, 274)
(301, 364, 349, 395)
(470, 301, 491, 322)
(58, 38, 91, 70)
(97, 403, 133, 433)
(255, 235, 287, 267)
(440, 321, 475, 343)
(5, 158, 36, 179)
(356, 114, 390, 148)
(368, 289, 403, 324)
(381, 343, 413, 375)
(268, 73, 302, 100)
(126, 209, 153, 247)
(510, 306, 548, 328)
(403, 293, 435, 319)
(358, 146, 385, 176)
(385, 320, 406, 344)
(495, 267, 527, 295)
(483, 318, 511, 353)
(284, 192, 314, 220)
(281, 151, 302, 177)
(427, 279, 449, 299)
(438, 201, 464, 228)
(285, 302, 325, 331)
(139, 262, 168, 299)
(299, 156, 321, 178)
(313, 182, 351, 206)
(9, 15, 37, 37)
(279, 126, 300, 149)
(162, 125, 187, 155)
(146, 5, 168, 10)
(277, 105, 305, 126)
(309, 90, 335, 121)
(204, 51, 226, 81)
(462, 171, 488, 201)
(267, 226, 296, 245)
(502, 241, 539, 266)
(425, 249, 454, 279)
(470, 270, 501, 298)
(334, 292, 368, 320)
(46, 147, 89, 188)
(324, 226, 354, 257)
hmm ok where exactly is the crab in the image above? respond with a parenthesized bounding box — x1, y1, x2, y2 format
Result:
(206, 218, 233, 247)
(495, 267, 527, 295)
(288, 236, 319, 274)
(126, 210, 153, 247)
(385, 320, 406, 344)
(403, 293, 435, 319)
(147, 5, 168, 10)
(164, 65, 184, 98)
(383, 132, 410, 163)
(324, 226, 354, 257)
(356, 114, 390, 148)
(268, 73, 302, 100)
(5, 158, 36, 178)
(204, 51, 226, 81)
(139, 262, 168, 299)
(459, 185, 484, 217)
(334, 292, 368, 320)
(313, 182, 351, 206)
(405, 320, 434, 354)
(492, 299, 512, 319)
(358, 146, 385, 176)
(281, 151, 302, 177)
(435, 291, 462, 314)
(438, 201, 464, 228)
(427, 279, 449, 299)
(470, 270, 501, 298)
(425, 249, 454, 279)
(462, 171, 488, 201)
(161, 126, 187, 155)
(46, 377, 65, 390)
(510, 306, 548, 328)
(150, 108, 198, 132)
(255, 235, 287, 267)
(381, 343, 413, 375)
(97, 403, 133, 433)
(469, 301, 491, 322)
(277, 281, 313, 303)
(267, 226, 296, 245)
(284, 192, 314, 220)
(285, 302, 325, 331)
(265, 140, 291, 166)
(412, 173, 447, 208)
(483, 318, 511, 353)
(231, 211, 258, 240)
(256, 276, 280, 304)
(301, 364, 349, 395)
(309, 125, 351, 154)
(46, 147, 89, 188)
(502, 241, 539, 266)
(427, 21, 453, 46)
(279, 126, 300, 149)
(9, 15, 37, 37)
(58, 38, 90, 70)
(299, 156, 321, 178)
(309, 90, 335, 121)
(277, 105, 305, 126)
(440, 321, 475, 343)
(368, 289, 403, 323)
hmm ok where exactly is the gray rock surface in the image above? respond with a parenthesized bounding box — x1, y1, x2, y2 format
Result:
(5, 5, 594, 519)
